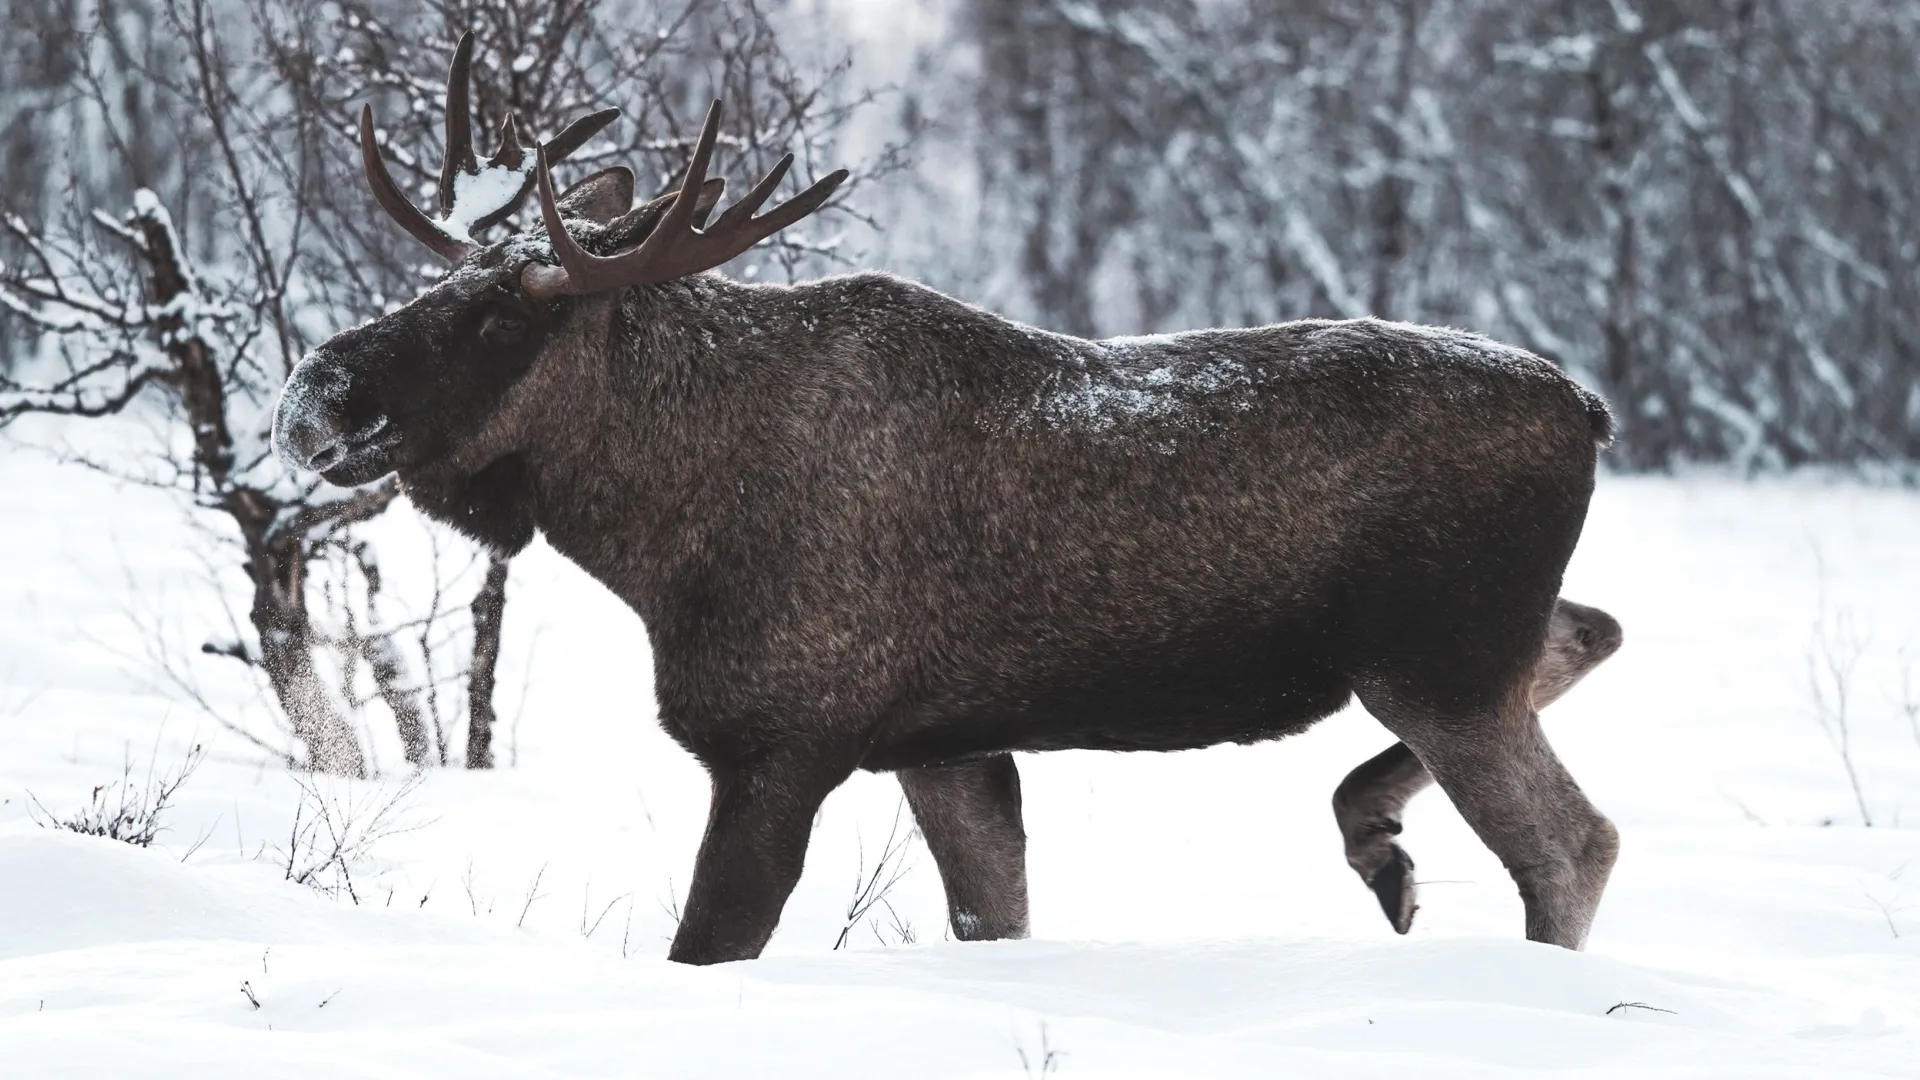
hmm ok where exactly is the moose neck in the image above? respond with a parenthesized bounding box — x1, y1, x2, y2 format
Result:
(517, 273, 785, 624)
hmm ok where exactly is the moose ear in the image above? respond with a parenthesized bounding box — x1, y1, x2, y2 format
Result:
(604, 178, 727, 249)
(555, 166, 636, 225)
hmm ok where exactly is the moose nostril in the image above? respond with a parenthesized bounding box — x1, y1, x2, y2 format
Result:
(290, 416, 393, 474)
(273, 403, 347, 471)
(305, 438, 350, 473)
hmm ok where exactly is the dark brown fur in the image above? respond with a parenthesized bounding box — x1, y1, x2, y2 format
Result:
(276, 173, 1621, 962)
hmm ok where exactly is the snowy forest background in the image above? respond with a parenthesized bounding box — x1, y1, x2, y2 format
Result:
(2, 0, 1916, 772)
(11, 0, 1920, 467)
(2, 4, 1919, 1074)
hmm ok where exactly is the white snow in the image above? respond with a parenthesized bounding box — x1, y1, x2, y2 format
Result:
(441, 162, 536, 243)
(1020, 320, 1587, 442)
(1027, 334, 1255, 436)
(1, 429, 1918, 1077)
(0, 285, 109, 333)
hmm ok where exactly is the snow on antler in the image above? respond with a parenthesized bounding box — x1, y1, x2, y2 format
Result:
(440, 156, 537, 244)
(356, 32, 617, 261)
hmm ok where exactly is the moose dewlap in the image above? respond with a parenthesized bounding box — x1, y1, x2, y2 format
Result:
(274, 33, 1621, 965)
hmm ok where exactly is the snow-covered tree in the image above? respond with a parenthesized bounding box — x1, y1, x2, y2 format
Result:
(928, 0, 1919, 470)
(1, 0, 900, 772)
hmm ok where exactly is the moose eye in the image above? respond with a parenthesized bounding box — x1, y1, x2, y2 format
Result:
(480, 309, 528, 343)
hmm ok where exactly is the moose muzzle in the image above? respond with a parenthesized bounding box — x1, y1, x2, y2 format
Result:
(272, 351, 394, 478)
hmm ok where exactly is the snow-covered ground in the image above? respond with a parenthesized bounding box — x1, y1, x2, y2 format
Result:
(2, 428, 1918, 1078)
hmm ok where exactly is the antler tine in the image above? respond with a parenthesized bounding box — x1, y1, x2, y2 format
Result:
(527, 141, 599, 293)
(358, 33, 623, 260)
(521, 99, 851, 298)
(710, 154, 792, 232)
(623, 99, 726, 272)
(488, 113, 524, 172)
(543, 108, 622, 168)
(715, 155, 849, 251)
(467, 108, 619, 237)
(359, 104, 475, 262)
(437, 31, 479, 217)
(522, 100, 722, 297)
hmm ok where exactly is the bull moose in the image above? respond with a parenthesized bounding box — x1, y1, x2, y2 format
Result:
(274, 35, 1623, 964)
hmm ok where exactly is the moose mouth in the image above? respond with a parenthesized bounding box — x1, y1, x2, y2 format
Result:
(313, 417, 404, 486)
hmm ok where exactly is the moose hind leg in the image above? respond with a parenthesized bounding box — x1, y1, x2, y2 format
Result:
(1528, 598, 1624, 710)
(669, 754, 851, 965)
(1334, 598, 1623, 934)
(1363, 684, 1618, 949)
(898, 754, 1030, 941)
(1332, 742, 1425, 933)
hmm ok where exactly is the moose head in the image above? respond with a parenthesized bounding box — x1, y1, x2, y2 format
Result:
(272, 32, 846, 491)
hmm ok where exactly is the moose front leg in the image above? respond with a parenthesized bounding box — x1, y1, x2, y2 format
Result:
(669, 754, 851, 965)
(898, 754, 1031, 941)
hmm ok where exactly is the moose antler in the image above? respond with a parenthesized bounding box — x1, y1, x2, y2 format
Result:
(360, 31, 619, 260)
(520, 100, 849, 297)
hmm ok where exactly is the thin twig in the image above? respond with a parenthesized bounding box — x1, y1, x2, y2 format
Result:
(835, 799, 916, 950)
(1606, 1001, 1676, 1016)
(516, 862, 550, 929)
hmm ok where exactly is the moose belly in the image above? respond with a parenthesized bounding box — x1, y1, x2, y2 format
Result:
(862, 617, 1354, 771)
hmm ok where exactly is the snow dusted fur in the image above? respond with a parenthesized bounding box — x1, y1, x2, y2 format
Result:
(275, 170, 1619, 964)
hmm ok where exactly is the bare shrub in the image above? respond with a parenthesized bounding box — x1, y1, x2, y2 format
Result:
(1808, 605, 1875, 827)
(515, 862, 550, 929)
(833, 799, 916, 950)
(1898, 646, 1919, 752)
(656, 879, 684, 945)
(1014, 1021, 1065, 1078)
(278, 769, 426, 902)
(1863, 874, 1906, 940)
(27, 743, 206, 848)
(875, 902, 917, 947)
(577, 882, 631, 941)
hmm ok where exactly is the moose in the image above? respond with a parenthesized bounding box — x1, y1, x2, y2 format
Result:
(275, 36, 1624, 964)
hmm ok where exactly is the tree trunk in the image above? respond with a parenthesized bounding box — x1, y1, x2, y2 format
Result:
(364, 632, 432, 766)
(133, 199, 368, 777)
(250, 539, 366, 777)
(1369, 0, 1425, 319)
(465, 554, 510, 769)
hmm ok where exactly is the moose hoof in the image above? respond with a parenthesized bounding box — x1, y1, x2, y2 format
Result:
(1367, 843, 1419, 934)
